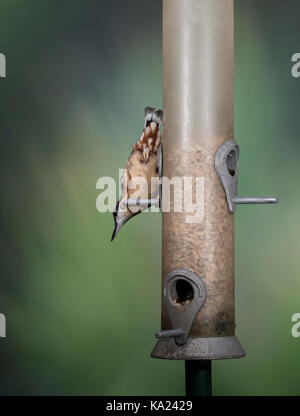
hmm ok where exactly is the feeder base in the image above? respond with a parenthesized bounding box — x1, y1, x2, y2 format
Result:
(151, 335, 245, 360)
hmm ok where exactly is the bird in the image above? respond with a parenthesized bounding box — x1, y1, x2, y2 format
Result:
(111, 107, 163, 241)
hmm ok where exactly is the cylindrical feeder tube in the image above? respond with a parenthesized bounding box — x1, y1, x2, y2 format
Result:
(152, 0, 245, 364)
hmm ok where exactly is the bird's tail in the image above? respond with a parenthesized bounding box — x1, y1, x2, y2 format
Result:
(111, 225, 118, 242)
(111, 201, 119, 242)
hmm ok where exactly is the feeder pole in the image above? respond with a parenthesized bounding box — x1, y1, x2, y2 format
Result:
(151, 0, 245, 396)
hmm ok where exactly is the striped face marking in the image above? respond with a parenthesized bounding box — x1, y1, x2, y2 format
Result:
(133, 121, 161, 159)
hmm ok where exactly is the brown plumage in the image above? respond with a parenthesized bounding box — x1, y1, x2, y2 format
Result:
(133, 120, 161, 156)
(111, 107, 163, 241)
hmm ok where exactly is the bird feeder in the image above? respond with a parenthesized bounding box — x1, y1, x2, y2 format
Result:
(149, 0, 278, 394)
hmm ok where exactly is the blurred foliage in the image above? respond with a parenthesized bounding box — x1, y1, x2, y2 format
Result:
(0, 0, 299, 395)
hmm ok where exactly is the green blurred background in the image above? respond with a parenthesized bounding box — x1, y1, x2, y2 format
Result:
(0, 0, 299, 395)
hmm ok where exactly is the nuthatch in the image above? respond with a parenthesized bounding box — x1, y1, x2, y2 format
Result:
(111, 107, 163, 241)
